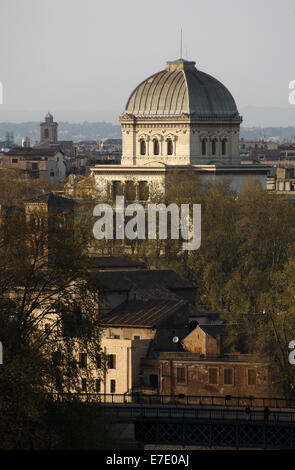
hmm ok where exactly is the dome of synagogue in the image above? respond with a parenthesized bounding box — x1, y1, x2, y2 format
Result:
(124, 59, 239, 119)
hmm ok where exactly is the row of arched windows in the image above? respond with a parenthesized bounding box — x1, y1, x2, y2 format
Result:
(140, 139, 173, 156)
(201, 138, 227, 156)
(112, 180, 149, 201)
(139, 136, 227, 157)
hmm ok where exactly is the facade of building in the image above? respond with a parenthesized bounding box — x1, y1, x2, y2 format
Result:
(2, 147, 66, 182)
(142, 353, 269, 398)
(182, 324, 225, 356)
(100, 139, 122, 153)
(22, 136, 31, 148)
(243, 144, 295, 165)
(24, 192, 75, 264)
(99, 299, 270, 398)
(88, 264, 271, 399)
(100, 298, 195, 395)
(267, 166, 295, 196)
(91, 58, 269, 198)
(240, 138, 279, 154)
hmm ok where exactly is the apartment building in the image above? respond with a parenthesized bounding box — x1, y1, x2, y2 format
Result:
(2, 147, 66, 182)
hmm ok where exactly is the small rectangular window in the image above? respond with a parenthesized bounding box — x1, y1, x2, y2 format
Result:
(224, 368, 233, 385)
(138, 181, 149, 201)
(110, 379, 116, 393)
(12, 158, 18, 163)
(176, 367, 186, 383)
(149, 374, 158, 388)
(125, 181, 136, 201)
(209, 368, 218, 385)
(112, 181, 123, 198)
(134, 335, 140, 340)
(248, 369, 256, 386)
(108, 354, 116, 369)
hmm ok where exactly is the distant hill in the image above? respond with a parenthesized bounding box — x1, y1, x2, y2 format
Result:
(240, 126, 295, 141)
(1, 119, 295, 145)
(0, 121, 121, 144)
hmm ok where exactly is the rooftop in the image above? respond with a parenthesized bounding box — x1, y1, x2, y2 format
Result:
(101, 298, 186, 327)
(6, 147, 62, 157)
(24, 192, 75, 206)
(198, 324, 226, 337)
(123, 58, 239, 119)
(97, 269, 196, 292)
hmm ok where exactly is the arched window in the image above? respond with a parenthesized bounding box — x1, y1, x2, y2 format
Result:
(212, 139, 217, 156)
(167, 139, 173, 155)
(153, 139, 159, 155)
(222, 138, 227, 155)
(201, 138, 207, 156)
(44, 129, 49, 139)
(140, 139, 146, 155)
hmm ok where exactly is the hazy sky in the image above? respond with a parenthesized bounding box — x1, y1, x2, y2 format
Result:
(1, 0, 295, 125)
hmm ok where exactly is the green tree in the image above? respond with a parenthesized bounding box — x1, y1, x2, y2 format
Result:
(0, 203, 109, 448)
(0, 169, 57, 207)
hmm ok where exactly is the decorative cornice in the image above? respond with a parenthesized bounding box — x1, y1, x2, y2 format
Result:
(120, 113, 242, 123)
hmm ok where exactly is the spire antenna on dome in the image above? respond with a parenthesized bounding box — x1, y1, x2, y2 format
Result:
(180, 27, 183, 59)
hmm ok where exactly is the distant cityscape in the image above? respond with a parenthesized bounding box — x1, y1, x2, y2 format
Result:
(1, 60, 295, 450)
(2, 120, 295, 146)
(0, 120, 121, 145)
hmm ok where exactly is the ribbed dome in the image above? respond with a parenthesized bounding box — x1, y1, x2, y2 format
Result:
(124, 59, 239, 119)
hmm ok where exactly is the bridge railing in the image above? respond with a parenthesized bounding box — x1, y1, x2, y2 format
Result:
(49, 392, 295, 409)
(99, 404, 295, 424)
